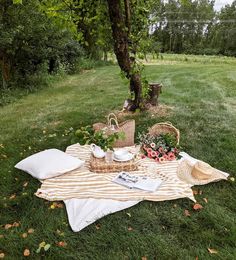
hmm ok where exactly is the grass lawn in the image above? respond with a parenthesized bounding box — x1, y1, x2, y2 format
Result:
(0, 55, 236, 259)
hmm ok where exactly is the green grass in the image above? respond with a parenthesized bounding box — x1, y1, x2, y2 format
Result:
(0, 55, 236, 259)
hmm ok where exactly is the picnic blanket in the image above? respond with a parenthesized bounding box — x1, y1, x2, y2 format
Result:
(64, 198, 140, 232)
(36, 144, 197, 202)
(35, 143, 229, 232)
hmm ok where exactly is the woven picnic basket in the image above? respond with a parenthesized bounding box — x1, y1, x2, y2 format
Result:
(90, 156, 138, 173)
(148, 122, 180, 145)
(93, 113, 135, 148)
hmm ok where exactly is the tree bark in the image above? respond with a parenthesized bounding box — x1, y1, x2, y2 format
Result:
(106, 0, 142, 110)
(103, 51, 108, 61)
(0, 53, 11, 89)
(107, 0, 131, 77)
(130, 72, 142, 109)
(147, 83, 162, 106)
(124, 0, 131, 35)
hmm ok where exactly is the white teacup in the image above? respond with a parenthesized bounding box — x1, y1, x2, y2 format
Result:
(114, 149, 129, 160)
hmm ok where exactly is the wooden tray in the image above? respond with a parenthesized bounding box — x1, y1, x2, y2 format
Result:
(89, 155, 138, 173)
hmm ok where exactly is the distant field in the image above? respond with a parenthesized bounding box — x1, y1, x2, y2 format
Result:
(0, 55, 236, 259)
(148, 53, 236, 64)
(108, 52, 236, 65)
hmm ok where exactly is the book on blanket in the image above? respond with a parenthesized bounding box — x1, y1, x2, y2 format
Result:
(112, 172, 163, 192)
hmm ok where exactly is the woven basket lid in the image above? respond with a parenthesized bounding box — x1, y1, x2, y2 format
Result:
(177, 159, 228, 185)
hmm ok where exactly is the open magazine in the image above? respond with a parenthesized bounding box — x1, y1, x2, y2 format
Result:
(112, 172, 163, 192)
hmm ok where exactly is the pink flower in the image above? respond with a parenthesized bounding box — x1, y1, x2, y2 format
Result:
(147, 148, 153, 154)
(168, 152, 176, 161)
(159, 157, 166, 163)
(150, 142, 156, 149)
(159, 146, 164, 153)
(174, 148, 179, 154)
(148, 153, 153, 159)
(141, 154, 146, 159)
(163, 154, 168, 160)
(151, 151, 157, 157)
(155, 157, 159, 162)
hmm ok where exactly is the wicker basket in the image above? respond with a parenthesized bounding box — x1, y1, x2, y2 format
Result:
(90, 155, 138, 173)
(148, 122, 180, 145)
(93, 113, 135, 148)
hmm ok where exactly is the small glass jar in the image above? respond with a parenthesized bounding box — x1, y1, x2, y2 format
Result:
(105, 149, 113, 163)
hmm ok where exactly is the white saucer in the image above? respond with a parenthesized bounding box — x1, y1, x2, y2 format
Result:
(113, 153, 134, 162)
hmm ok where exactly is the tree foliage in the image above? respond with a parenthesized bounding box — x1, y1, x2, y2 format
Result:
(1, 0, 235, 93)
(151, 0, 236, 56)
(0, 0, 84, 89)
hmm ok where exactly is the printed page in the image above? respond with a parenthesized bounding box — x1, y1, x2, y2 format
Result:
(112, 172, 163, 192)
(133, 177, 163, 192)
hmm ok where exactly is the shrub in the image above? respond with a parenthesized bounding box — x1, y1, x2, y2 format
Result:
(0, 0, 86, 90)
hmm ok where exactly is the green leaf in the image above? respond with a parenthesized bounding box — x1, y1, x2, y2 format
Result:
(36, 247, 41, 254)
(44, 244, 51, 251)
(39, 241, 46, 248)
(13, 0, 22, 4)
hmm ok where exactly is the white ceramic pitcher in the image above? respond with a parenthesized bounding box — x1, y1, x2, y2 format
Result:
(90, 144, 105, 159)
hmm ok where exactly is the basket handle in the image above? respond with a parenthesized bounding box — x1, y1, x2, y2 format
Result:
(163, 121, 173, 126)
(107, 113, 117, 123)
(107, 113, 119, 129)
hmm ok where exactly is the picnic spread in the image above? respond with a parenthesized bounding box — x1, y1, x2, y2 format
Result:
(35, 144, 195, 202)
(15, 114, 230, 232)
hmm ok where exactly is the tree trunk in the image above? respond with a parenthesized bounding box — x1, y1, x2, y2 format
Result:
(107, 0, 130, 76)
(130, 73, 142, 109)
(147, 83, 162, 106)
(106, 0, 142, 110)
(124, 0, 131, 35)
(103, 50, 108, 61)
(0, 54, 11, 89)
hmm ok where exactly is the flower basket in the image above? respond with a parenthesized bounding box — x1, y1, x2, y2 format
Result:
(138, 122, 180, 163)
(148, 122, 180, 145)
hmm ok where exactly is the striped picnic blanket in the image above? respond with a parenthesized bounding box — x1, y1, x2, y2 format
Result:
(35, 144, 195, 202)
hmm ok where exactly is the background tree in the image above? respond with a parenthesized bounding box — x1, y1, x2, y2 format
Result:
(0, 0, 83, 89)
(151, 0, 216, 54)
(212, 1, 236, 56)
(3, 0, 236, 94)
(107, 0, 157, 110)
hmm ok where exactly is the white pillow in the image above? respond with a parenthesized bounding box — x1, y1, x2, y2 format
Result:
(15, 149, 84, 180)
